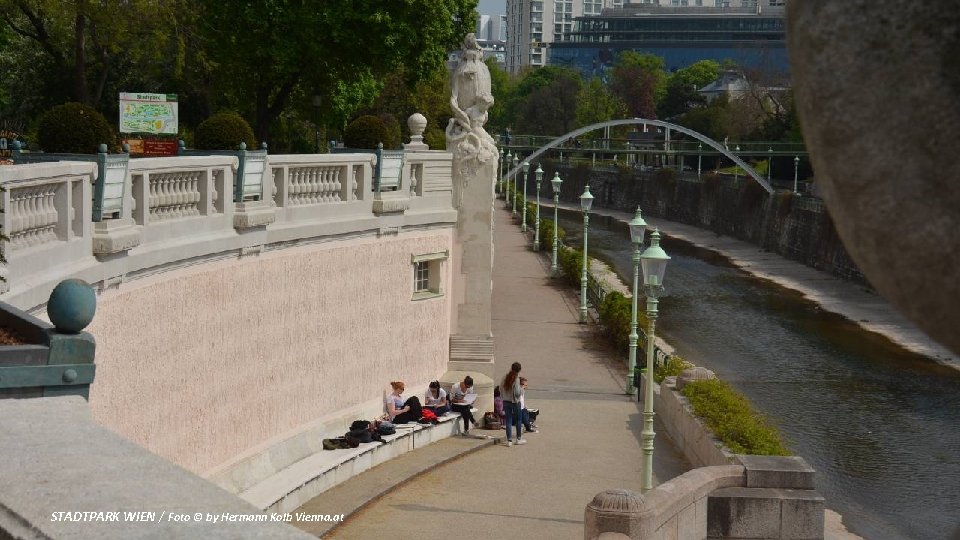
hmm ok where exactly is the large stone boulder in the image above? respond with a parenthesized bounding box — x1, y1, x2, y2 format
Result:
(787, 0, 960, 355)
(676, 367, 716, 390)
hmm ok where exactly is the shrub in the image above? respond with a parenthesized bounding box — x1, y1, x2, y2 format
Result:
(377, 113, 402, 150)
(654, 355, 694, 383)
(557, 246, 584, 288)
(539, 218, 565, 249)
(681, 378, 789, 456)
(37, 102, 116, 154)
(194, 111, 255, 150)
(344, 115, 390, 149)
(598, 292, 632, 351)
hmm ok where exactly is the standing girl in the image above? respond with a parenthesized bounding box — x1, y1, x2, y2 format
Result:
(500, 362, 526, 446)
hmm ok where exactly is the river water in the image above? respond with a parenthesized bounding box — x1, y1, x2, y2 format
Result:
(557, 210, 960, 540)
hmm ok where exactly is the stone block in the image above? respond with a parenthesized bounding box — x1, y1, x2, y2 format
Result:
(780, 492, 825, 540)
(738, 455, 816, 490)
(677, 502, 702, 540)
(92, 218, 141, 255)
(707, 487, 780, 539)
(233, 202, 276, 229)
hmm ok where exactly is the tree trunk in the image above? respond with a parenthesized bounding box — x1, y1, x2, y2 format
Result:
(74, 12, 88, 104)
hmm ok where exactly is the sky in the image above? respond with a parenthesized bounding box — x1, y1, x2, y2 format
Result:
(477, 0, 505, 16)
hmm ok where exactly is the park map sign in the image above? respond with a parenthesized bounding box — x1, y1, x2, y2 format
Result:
(119, 93, 178, 134)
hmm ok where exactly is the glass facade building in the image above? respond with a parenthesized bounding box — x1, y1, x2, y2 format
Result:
(549, 5, 788, 77)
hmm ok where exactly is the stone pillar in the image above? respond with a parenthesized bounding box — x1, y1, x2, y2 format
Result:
(443, 34, 499, 416)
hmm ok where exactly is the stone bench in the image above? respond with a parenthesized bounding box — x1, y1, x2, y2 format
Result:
(238, 412, 463, 513)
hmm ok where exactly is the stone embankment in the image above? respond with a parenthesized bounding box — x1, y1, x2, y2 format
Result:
(554, 202, 959, 370)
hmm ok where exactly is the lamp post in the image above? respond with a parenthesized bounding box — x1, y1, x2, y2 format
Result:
(793, 155, 800, 194)
(550, 172, 562, 276)
(534, 164, 543, 250)
(506, 151, 514, 208)
(498, 148, 504, 196)
(312, 95, 322, 153)
(579, 185, 594, 324)
(734, 145, 741, 183)
(521, 160, 530, 231)
(626, 207, 647, 395)
(512, 154, 520, 216)
(767, 147, 773, 182)
(639, 228, 670, 492)
(697, 142, 702, 176)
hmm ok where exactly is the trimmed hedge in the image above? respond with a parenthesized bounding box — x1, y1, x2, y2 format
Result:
(377, 113, 402, 150)
(195, 111, 255, 150)
(344, 115, 390, 150)
(681, 378, 789, 456)
(38, 102, 116, 154)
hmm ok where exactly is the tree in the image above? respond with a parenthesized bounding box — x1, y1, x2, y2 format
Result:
(609, 51, 665, 119)
(196, 0, 476, 143)
(514, 67, 581, 136)
(575, 77, 624, 129)
(658, 60, 720, 119)
(0, 0, 179, 112)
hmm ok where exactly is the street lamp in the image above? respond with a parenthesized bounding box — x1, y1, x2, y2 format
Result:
(512, 154, 519, 216)
(626, 207, 647, 396)
(498, 148, 504, 196)
(312, 95, 322, 153)
(534, 164, 543, 251)
(793, 155, 800, 194)
(550, 172, 562, 276)
(506, 151, 514, 208)
(767, 147, 773, 182)
(734, 145, 741, 183)
(639, 228, 670, 493)
(697, 142, 702, 177)
(520, 160, 530, 227)
(579, 185, 594, 324)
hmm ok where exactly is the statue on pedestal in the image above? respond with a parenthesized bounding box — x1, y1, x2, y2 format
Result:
(446, 33, 498, 208)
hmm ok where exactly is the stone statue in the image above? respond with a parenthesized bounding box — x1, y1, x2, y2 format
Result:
(446, 33, 498, 208)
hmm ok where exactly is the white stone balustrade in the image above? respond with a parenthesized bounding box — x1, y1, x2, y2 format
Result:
(0, 149, 454, 310)
(0, 162, 95, 294)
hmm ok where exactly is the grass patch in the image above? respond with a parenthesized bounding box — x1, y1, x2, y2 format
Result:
(681, 378, 789, 456)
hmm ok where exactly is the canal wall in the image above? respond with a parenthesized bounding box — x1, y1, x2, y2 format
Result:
(545, 163, 868, 286)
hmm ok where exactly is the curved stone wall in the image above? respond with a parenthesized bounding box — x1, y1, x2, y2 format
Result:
(86, 229, 453, 474)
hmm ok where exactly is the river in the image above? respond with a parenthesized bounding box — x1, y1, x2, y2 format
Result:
(557, 210, 960, 540)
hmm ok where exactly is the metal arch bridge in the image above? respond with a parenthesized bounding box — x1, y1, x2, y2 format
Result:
(502, 118, 775, 194)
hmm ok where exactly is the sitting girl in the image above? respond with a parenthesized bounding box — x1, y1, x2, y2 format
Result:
(424, 380, 450, 415)
(385, 381, 422, 424)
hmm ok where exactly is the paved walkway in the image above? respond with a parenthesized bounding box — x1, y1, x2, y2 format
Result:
(320, 204, 691, 539)
(550, 202, 959, 369)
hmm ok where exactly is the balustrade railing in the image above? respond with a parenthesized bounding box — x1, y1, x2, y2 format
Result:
(0, 145, 454, 307)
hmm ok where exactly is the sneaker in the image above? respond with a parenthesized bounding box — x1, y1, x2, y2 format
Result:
(515, 439, 527, 445)
(505, 440, 513, 447)
(526, 428, 538, 433)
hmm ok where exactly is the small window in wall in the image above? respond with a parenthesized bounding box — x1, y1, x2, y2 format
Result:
(411, 250, 449, 300)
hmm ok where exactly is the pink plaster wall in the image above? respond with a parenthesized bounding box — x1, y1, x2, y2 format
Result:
(86, 230, 453, 473)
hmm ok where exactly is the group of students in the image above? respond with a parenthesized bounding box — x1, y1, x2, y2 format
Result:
(384, 361, 536, 447)
(385, 378, 479, 433)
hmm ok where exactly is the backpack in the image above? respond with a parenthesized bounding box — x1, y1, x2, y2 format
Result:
(377, 423, 396, 436)
(420, 409, 438, 422)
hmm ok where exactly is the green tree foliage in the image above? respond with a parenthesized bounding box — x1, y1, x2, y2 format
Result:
(609, 52, 665, 119)
(658, 60, 720, 120)
(195, 0, 475, 143)
(37, 102, 115, 153)
(485, 57, 512, 135)
(0, 0, 179, 114)
(194, 111, 255, 150)
(513, 66, 581, 135)
(576, 77, 625, 129)
(677, 95, 732, 141)
(344, 115, 390, 149)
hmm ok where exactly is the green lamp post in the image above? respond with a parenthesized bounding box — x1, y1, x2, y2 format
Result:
(533, 164, 543, 250)
(521, 160, 530, 230)
(512, 154, 520, 216)
(579, 185, 594, 324)
(734, 145, 741, 183)
(506, 151, 514, 208)
(626, 207, 647, 395)
(550, 172, 562, 276)
(793, 155, 800, 194)
(697, 142, 702, 177)
(639, 228, 670, 492)
(768, 147, 773, 182)
(498, 148, 504, 196)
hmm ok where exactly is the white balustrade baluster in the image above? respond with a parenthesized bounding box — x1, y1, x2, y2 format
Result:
(189, 172, 200, 216)
(333, 168, 342, 202)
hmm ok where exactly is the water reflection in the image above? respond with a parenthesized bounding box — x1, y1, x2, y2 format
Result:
(558, 210, 960, 540)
